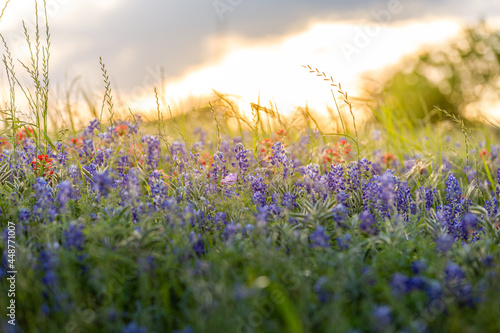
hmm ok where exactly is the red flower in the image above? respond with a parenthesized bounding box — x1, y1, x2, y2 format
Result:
(32, 154, 54, 180)
(68, 136, 84, 149)
(382, 153, 395, 168)
(16, 126, 34, 144)
(199, 152, 214, 167)
(479, 149, 490, 158)
(258, 138, 274, 160)
(322, 139, 351, 166)
(114, 124, 129, 136)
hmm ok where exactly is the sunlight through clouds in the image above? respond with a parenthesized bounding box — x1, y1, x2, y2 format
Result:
(129, 19, 462, 118)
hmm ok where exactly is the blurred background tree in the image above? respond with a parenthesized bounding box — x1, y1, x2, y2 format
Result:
(365, 21, 500, 124)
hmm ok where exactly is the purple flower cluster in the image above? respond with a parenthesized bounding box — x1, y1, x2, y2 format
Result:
(142, 135, 161, 170)
(310, 226, 329, 248)
(32, 178, 57, 222)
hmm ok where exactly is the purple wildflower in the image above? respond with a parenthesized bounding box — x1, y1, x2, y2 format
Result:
(336, 233, 351, 251)
(445, 175, 461, 206)
(83, 118, 100, 138)
(64, 224, 85, 251)
(189, 231, 206, 256)
(142, 135, 161, 169)
(92, 169, 114, 198)
(373, 305, 392, 330)
(56, 181, 74, 208)
(390, 273, 411, 296)
(221, 173, 237, 186)
(32, 178, 57, 222)
(270, 141, 293, 179)
(411, 260, 427, 275)
(436, 234, 454, 253)
(233, 142, 249, 174)
(310, 226, 329, 248)
(332, 204, 349, 229)
(359, 210, 378, 235)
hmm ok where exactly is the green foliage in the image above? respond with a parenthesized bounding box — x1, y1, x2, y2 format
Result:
(372, 22, 500, 124)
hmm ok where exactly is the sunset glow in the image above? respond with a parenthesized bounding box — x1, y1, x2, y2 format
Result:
(128, 19, 463, 118)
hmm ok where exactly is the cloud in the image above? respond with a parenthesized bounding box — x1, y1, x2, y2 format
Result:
(0, 0, 499, 95)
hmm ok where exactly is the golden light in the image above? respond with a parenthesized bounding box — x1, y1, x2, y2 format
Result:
(127, 18, 463, 119)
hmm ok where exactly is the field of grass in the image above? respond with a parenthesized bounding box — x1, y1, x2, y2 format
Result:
(1, 2, 500, 333)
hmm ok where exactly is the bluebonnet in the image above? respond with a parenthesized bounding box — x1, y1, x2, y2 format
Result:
(120, 168, 143, 223)
(56, 181, 74, 208)
(122, 322, 148, 333)
(411, 260, 427, 275)
(332, 204, 349, 229)
(270, 141, 293, 179)
(482, 255, 495, 267)
(233, 142, 249, 174)
(359, 210, 378, 235)
(55, 142, 68, 166)
(336, 233, 351, 251)
(189, 231, 206, 256)
(83, 118, 100, 138)
(38, 247, 59, 288)
(424, 280, 442, 300)
(68, 164, 81, 184)
(407, 276, 426, 290)
(64, 224, 85, 251)
(255, 205, 271, 226)
(210, 151, 229, 183)
(83, 163, 97, 179)
(250, 175, 267, 207)
(419, 187, 435, 210)
(445, 263, 465, 281)
(396, 181, 415, 221)
(337, 191, 348, 206)
(18, 208, 30, 223)
(142, 135, 160, 169)
(346, 158, 371, 193)
(215, 212, 228, 226)
(310, 226, 329, 248)
(171, 140, 187, 159)
(444, 262, 474, 306)
(391, 273, 427, 297)
(390, 273, 411, 296)
(485, 197, 497, 218)
(373, 305, 392, 330)
(32, 178, 57, 222)
(242, 224, 254, 237)
(436, 234, 454, 253)
(282, 192, 297, 209)
(323, 163, 345, 193)
(92, 169, 114, 198)
(222, 222, 241, 241)
(93, 148, 108, 166)
(375, 171, 397, 216)
(463, 213, 478, 231)
(362, 180, 379, 211)
(81, 138, 95, 160)
(304, 163, 321, 181)
(313, 276, 330, 303)
(445, 175, 462, 206)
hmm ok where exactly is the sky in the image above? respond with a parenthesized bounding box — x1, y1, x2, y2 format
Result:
(0, 0, 499, 120)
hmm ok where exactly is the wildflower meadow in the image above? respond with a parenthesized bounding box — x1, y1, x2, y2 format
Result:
(1, 2, 500, 333)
